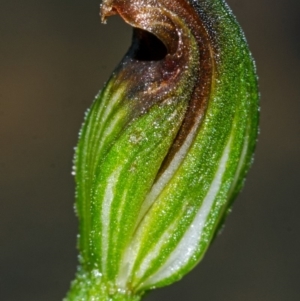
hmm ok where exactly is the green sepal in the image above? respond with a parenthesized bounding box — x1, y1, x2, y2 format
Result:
(65, 0, 259, 298)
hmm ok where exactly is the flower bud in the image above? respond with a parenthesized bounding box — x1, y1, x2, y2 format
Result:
(65, 0, 259, 300)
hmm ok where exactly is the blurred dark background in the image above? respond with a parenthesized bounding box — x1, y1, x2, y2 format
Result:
(0, 0, 299, 300)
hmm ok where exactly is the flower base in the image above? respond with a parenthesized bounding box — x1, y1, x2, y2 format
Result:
(64, 269, 141, 301)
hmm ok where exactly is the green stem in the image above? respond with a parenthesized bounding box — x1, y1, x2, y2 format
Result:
(64, 268, 142, 301)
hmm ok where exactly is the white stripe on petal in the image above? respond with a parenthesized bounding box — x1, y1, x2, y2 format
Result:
(101, 167, 122, 272)
(136, 118, 201, 225)
(117, 117, 201, 287)
(101, 87, 125, 123)
(134, 220, 178, 280)
(98, 110, 127, 151)
(228, 135, 249, 197)
(140, 136, 232, 288)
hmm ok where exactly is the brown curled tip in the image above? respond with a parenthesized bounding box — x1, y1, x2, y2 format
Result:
(100, 0, 214, 173)
(101, 0, 179, 54)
